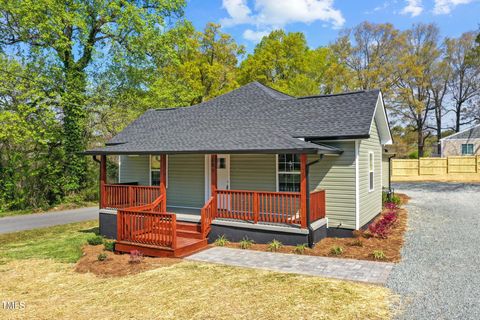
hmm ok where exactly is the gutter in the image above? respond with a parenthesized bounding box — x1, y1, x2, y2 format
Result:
(306, 155, 322, 248)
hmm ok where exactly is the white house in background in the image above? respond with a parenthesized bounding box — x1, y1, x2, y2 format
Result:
(440, 124, 480, 157)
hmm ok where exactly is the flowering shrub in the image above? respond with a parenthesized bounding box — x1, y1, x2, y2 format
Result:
(368, 210, 398, 238)
(384, 202, 398, 210)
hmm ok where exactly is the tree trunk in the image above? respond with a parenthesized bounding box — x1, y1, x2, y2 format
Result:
(63, 67, 87, 192)
(455, 103, 462, 132)
(417, 129, 424, 158)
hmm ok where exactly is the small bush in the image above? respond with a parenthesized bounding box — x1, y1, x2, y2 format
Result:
(214, 235, 229, 247)
(390, 195, 402, 206)
(97, 253, 107, 261)
(239, 237, 254, 249)
(87, 235, 104, 246)
(103, 240, 115, 252)
(330, 246, 343, 256)
(128, 250, 143, 264)
(348, 239, 363, 247)
(293, 243, 308, 254)
(372, 250, 386, 260)
(369, 210, 398, 238)
(267, 239, 283, 252)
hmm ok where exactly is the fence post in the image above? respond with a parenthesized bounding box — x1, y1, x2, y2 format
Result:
(253, 192, 259, 224)
(128, 186, 133, 208)
(446, 157, 449, 174)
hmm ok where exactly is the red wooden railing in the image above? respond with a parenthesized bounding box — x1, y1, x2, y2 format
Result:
(216, 190, 302, 225)
(309, 189, 326, 222)
(201, 196, 215, 238)
(101, 184, 162, 209)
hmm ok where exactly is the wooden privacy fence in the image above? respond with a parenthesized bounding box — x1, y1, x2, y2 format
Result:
(392, 156, 480, 176)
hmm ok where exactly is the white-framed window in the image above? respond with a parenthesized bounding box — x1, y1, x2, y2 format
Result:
(150, 155, 167, 187)
(277, 154, 300, 192)
(368, 151, 374, 192)
(461, 144, 474, 155)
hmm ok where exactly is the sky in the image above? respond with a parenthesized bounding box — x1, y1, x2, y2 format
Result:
(185, 0, 480, 53)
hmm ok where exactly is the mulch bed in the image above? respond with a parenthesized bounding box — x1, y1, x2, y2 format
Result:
(224, 193, 409, 263)
(75, 245, 180, 277)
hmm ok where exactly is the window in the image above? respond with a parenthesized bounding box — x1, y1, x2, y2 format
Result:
(150, 155, 164, 186)
(461, 144, 474, 155)
(218, 157, 226, 169)
(368, 152, 374, 192)
(278, 154, 300, 192)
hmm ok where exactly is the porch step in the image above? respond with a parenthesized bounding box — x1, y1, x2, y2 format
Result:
(115, 237, 208, 258)
(177, 221, 201, 232)
(176, 229, 204, 240)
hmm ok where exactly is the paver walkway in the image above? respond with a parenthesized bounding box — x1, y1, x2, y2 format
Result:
(187, 247, 394, 284)
(0, 207, 98, 234)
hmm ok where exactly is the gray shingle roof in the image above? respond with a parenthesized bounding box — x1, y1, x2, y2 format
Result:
(85, 82, 380, 155)
(442, 124, 480, 140)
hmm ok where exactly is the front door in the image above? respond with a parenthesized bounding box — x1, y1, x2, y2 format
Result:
(216, 155, 230, 190)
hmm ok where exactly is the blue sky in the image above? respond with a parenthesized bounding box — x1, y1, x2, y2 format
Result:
(185, 0, 480, 53)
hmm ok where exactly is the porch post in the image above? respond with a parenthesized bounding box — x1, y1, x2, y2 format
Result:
(300, 153, 307, 228)
(160, 154, 167, 212)
(100, 155, 107, 208)
(211, 154, 217, 216)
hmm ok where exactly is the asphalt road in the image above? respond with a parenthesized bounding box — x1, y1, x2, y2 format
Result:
(388, 182, 480, 320)
(0, 207, 98, 234)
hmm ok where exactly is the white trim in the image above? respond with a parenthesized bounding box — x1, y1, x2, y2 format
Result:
(355, 140, 360, 230)
(370, 92, 393, 145)
(439, 123, 480, 141)
(275, 154, 279, 192)
(204, 155, 211, 201)
(368, 151, 375, 192)
(149, 155, 168, 188)
(118, 156, 121, 183)
(380, 150, 383, 189)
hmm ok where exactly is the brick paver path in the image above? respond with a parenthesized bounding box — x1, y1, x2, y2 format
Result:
(187, 247, 393, 284)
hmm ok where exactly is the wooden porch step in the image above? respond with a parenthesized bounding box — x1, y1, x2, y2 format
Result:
(176, 229, 203, 239)
(176, 221, 201, 232)
(115, 236, 207, 258)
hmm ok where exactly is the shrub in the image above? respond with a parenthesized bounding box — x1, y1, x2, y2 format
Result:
(87, 235, 104, 246)
(103, 240, 115, 252)
(348, 239, 363, 247)
(372, 250, 386, 260)
(391, 195, 402, 206)
(97, 253, 107, 261)
(330, 246, 343, 256)
(293, 244, 308, 254)
(267, 239, 283, 252)
(214, 235, 229, 247)
(128, 250, 143, 264)
(368, 211, 398, 238)
(239, 237, 254, 249)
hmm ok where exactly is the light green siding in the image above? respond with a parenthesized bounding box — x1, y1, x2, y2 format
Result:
(167, 154, 205, 208)
(382, 154, 390, 188)
(119, 155, 150, 185)
(308, 142, 357, 229)
(359, 120, 383, 227)
(230, 154, 276, 191)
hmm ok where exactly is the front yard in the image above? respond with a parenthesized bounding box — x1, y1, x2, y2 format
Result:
(0, 221, 393, 320)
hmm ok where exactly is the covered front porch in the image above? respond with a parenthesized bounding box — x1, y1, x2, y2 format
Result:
(96, 153, 327, 256)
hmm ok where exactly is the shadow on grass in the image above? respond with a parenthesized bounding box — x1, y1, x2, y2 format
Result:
(79, 227, 99, 235)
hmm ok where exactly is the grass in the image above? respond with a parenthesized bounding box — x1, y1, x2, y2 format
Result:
(0, 201, 97, 218)
(0, 220, 98, 264)
(0, 259, 392, 320)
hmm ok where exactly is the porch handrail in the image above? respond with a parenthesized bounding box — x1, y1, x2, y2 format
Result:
(117, 208, 177, 249)
(101, 184, 162, 209)
(216, 189, 301, 225)
(200, 196, 215, 238)
(309, 189, 326, 222)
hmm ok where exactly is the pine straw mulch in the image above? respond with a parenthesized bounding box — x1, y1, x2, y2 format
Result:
(75, 245, 180, 277)
(224, 193, 410, 263)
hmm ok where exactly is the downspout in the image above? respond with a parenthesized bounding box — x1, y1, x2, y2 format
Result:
(387, 154, 396, 192)
(306, 155, 322, 248)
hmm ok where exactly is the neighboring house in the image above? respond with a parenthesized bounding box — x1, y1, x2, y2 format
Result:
(85, 82, 392, 257)
(440, 124, 480, 157)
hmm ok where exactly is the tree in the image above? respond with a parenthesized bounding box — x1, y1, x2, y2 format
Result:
(445, 31, 480, 131)
(0, 0, 185, 192)
(238, 30, 332, 96)
(329, 22, 401, 94)
(391, 24, 440, 157)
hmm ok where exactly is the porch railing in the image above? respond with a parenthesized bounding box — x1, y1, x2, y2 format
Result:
(309, 189, 326, 222)
(216, 190, 302, 225)
(200, 196, 215, 238)
(101, 184, 162, 209)
(117, 193, 176, 249)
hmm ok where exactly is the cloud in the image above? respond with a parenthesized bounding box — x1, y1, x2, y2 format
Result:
(242, 29, 270, 42)
(433, 0, 475, 14)
(220, 0, 345, 41)
(401, 0, 423, 17)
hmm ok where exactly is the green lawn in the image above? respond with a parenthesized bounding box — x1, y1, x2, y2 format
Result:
(0, 202, 97, 218)
(0, 220, 98, 264)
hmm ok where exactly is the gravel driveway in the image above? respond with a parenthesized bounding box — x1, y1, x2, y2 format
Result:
(388, 182, 480, 320)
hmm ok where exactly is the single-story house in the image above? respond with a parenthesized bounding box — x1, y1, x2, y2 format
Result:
(440, 124, 480, 157)
(85, 81, 393, 257)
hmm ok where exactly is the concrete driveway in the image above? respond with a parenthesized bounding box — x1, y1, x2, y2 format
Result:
(0, 207, 98, 234)
(387, 182, 480, 320)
